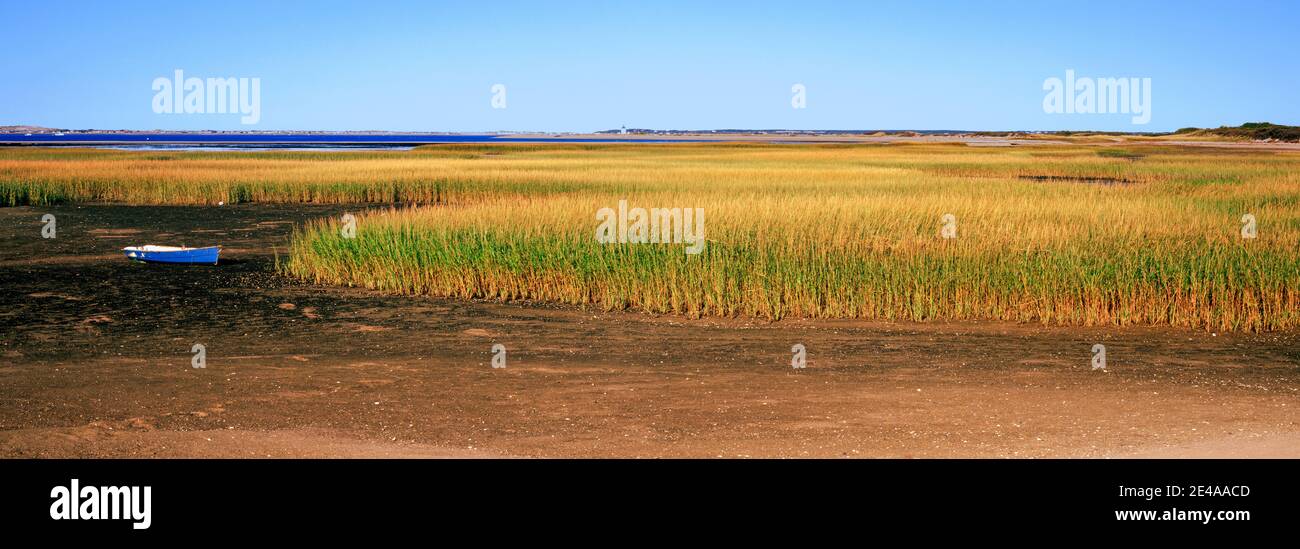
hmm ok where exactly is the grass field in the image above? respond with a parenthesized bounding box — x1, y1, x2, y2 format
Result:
(3, 143, 1297, 331)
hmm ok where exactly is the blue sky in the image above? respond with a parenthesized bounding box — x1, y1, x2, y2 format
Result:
(1, 0, 1296, 132)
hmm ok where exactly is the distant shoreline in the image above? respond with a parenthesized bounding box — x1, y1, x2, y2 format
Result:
(7, 126, 1300, 147)
(7, 122, 1295, 144)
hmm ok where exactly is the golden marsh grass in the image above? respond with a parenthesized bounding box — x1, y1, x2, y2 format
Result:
(2, 143, 1296, 331)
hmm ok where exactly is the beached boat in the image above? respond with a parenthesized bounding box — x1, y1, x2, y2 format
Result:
(122, 245, 220, 265)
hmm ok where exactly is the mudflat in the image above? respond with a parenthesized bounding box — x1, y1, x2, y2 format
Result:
(2, 204, 1297, 458)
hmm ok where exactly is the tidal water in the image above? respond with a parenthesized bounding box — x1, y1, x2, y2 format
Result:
(0, 133, 703, 151)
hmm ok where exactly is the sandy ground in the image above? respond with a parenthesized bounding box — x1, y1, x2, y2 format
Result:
(1, 204, 1297, 458)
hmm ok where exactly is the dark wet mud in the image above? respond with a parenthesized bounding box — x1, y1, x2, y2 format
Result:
(1, 204, 1298, 458)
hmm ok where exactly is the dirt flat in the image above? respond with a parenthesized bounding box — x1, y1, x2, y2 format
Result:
(1, 205, 1298, 458)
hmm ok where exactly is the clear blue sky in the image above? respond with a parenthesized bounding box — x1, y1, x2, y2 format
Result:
(2, 0, 1296, 132)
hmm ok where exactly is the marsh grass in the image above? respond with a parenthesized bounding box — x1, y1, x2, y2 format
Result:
(3, 143, 1296, 330)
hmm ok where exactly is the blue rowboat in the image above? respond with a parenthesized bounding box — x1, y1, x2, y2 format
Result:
(122, 245, 221, 265)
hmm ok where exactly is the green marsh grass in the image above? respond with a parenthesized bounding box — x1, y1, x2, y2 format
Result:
(3, 143, 1296, 330)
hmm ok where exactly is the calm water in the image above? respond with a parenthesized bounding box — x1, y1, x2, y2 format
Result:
(0, 133, 704, 151)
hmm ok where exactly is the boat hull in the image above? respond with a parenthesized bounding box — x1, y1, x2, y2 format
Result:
(123, 246, 220, 265)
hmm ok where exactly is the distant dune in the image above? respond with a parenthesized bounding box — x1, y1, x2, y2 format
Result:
(1171, 122, 1300, 142)
(0, 125, 58, 133)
